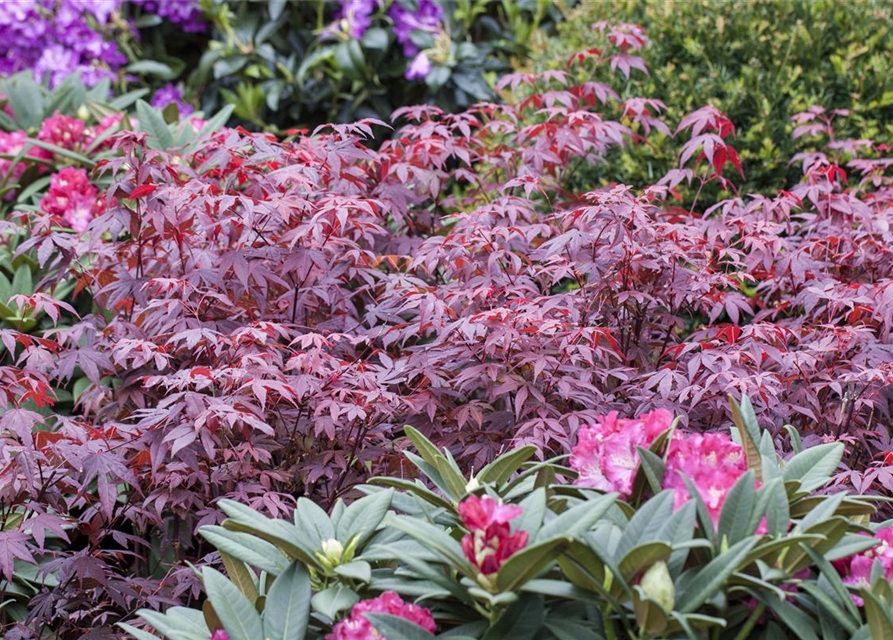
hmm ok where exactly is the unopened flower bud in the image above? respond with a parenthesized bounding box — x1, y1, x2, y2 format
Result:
(640, 561, 675, 613)
(321, 538, 344, 564)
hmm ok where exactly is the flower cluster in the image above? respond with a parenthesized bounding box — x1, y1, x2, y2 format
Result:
(322, 0, 378, 40)
(458, 496, 528, 575)
(571, 410, 748, 522)
(39, 167, 103, 231)
(663, 432, 747, 521)
(570, 409, 674, 495)
(131, 0, 207, 33)
(388, 0, 443, 80)
(150, 83, 194, 115)
(0, 130, 50, 184)
(834, 527, 893, 604)
(327, 591, 436, 640)
(0, 0, 126, 88)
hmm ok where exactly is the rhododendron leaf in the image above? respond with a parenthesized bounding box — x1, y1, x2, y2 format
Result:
(796, 493, 845, 532)
(618, 542, 672, 584)
(798, 582, 859, 635)
(800, 545, 861, 620)
(336, 489, 393, 547)
(24, 137, 95, 166)
(782, 426, 803, 454)
(434, 456, 469, 502)
(862, 589, 893, 640)
(403, 425, 443, 469)
(477, 446, 537, 486)
(310, 585, 359, 620)
(404, 452, 453, 499)
(133, 609, 206, 640)
(543, 619, 604, 640)
(263, 561, 311, 640)
(6, 75, 43, 130)
(679, 474, 716, 546)
(334, 560, 372, 584)
(785, 518, 849, 574)
(136, 99, 175, 150)
(537, 493, 616, 542)
(718, 470, 757, 545)
(753, 591, 821, 640)
(481, 594, 545, 640)
(825, 533, 883, 562)
(199, 527, 290, 576)
(202, 567, 263, 640)
(366, 478, 453, 510)
(117, 623, 163, 640)
(632, 586, 670, 636)
(752, 478, 788, 538)
(782, 443, 844, 492)
(220, 510, 317, 568)
(631, 446, 666, 500)
(616, 491, 675, 560)
(496, 537, 570, 592)
(675, 536, 758, 613)
(729, 395, 762, 482)
(295, 498, 334, 546)
(388, 515, 475, 576)
(365, 613, 436, 640)
(559, 539, 608, 591)
(516, 488, 547, 539)
(219, 551, 258, 603)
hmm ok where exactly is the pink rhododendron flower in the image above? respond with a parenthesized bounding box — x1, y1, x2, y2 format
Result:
(570, 409, 673, 495)
(0, 130, 48, 184)
(38, 111, 88, 151)
(40, 167, 103, 232)
(210, 631, 230, 640)
(458, 495, 528, 575)
(663, 432, 747, 522)
(326, 591, 436, 640)
(834, 526, 893, 605)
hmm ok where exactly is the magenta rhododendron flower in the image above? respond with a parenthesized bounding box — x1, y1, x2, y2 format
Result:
(38, 111, 88, 151)
(0, 130, 52, 185)
(570, 409, 673, 495)
(834, 526, 893, 605)
(210, 631, 230, 640)
(458, 495, 528, 575)
(40, 167, 103, 232)
(663, 432, 747, 522)
(326, 591, 436, 640)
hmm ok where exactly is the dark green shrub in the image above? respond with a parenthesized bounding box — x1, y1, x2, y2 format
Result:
(525, 0, 893, 194)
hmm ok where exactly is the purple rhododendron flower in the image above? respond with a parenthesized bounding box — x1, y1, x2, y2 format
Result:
(405, 52, 431, 80)
(322, 0, 378, 40)
(388, 0, 443, 57)
(0, 0, 125, 88)
(151, 83, 194, 116)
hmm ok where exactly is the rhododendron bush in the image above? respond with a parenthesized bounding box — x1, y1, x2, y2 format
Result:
(4, 23, 893, 637)
(123, 413, 893, 639)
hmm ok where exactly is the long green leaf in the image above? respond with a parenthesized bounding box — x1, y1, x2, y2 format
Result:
(202, 567, 263, 640)
(263, 562, 311, 640)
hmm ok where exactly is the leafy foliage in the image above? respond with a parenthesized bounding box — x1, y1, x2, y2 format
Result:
(4, 14, 893, 638)
(526, 0, 893, 195)
(125, 407, 893, 640)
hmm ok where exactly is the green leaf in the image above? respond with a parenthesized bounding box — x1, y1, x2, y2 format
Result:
(365, 613, 436, 640)
(117, 623, 163, 640)
(336, 488, 392, 547)
(675, 536, 758, 613)
(108, 88, 151, 110)
(495, 537, 570, 592)
(219, 551, 258, 602)
(136, 99, 175, 150)
(717, 470, 757, 545)
(366, 478, 452, 510)
(863, 589, 893, 640)
(24, 138, 95, 166)
(126, 61, 177, 80)
(295, 497, 334, 546)
(477, 446, 537, 485)
(536, 492, 616, 542)
(7, 75, 43, 130)
(543, 619, 605, 640)
(616, 490, 676, 559)
(730, 394, 762, 481)
(403, 425, 444, 469)
(334, 560, 371, 583)
(481, 594, 545, 640)
(387, 515, 475, 576)
(783, 443, 844, 492)
(202, 567, 263, 640)
(617, 542, 672, 583)
(263, 561, 311, 640)
(194, 104, 236, 140)
(311, 585, 359, 620)
(199, 526, 289, 576)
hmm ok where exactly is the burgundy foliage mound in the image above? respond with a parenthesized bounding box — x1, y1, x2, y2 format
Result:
(2, 24, 893, 635)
